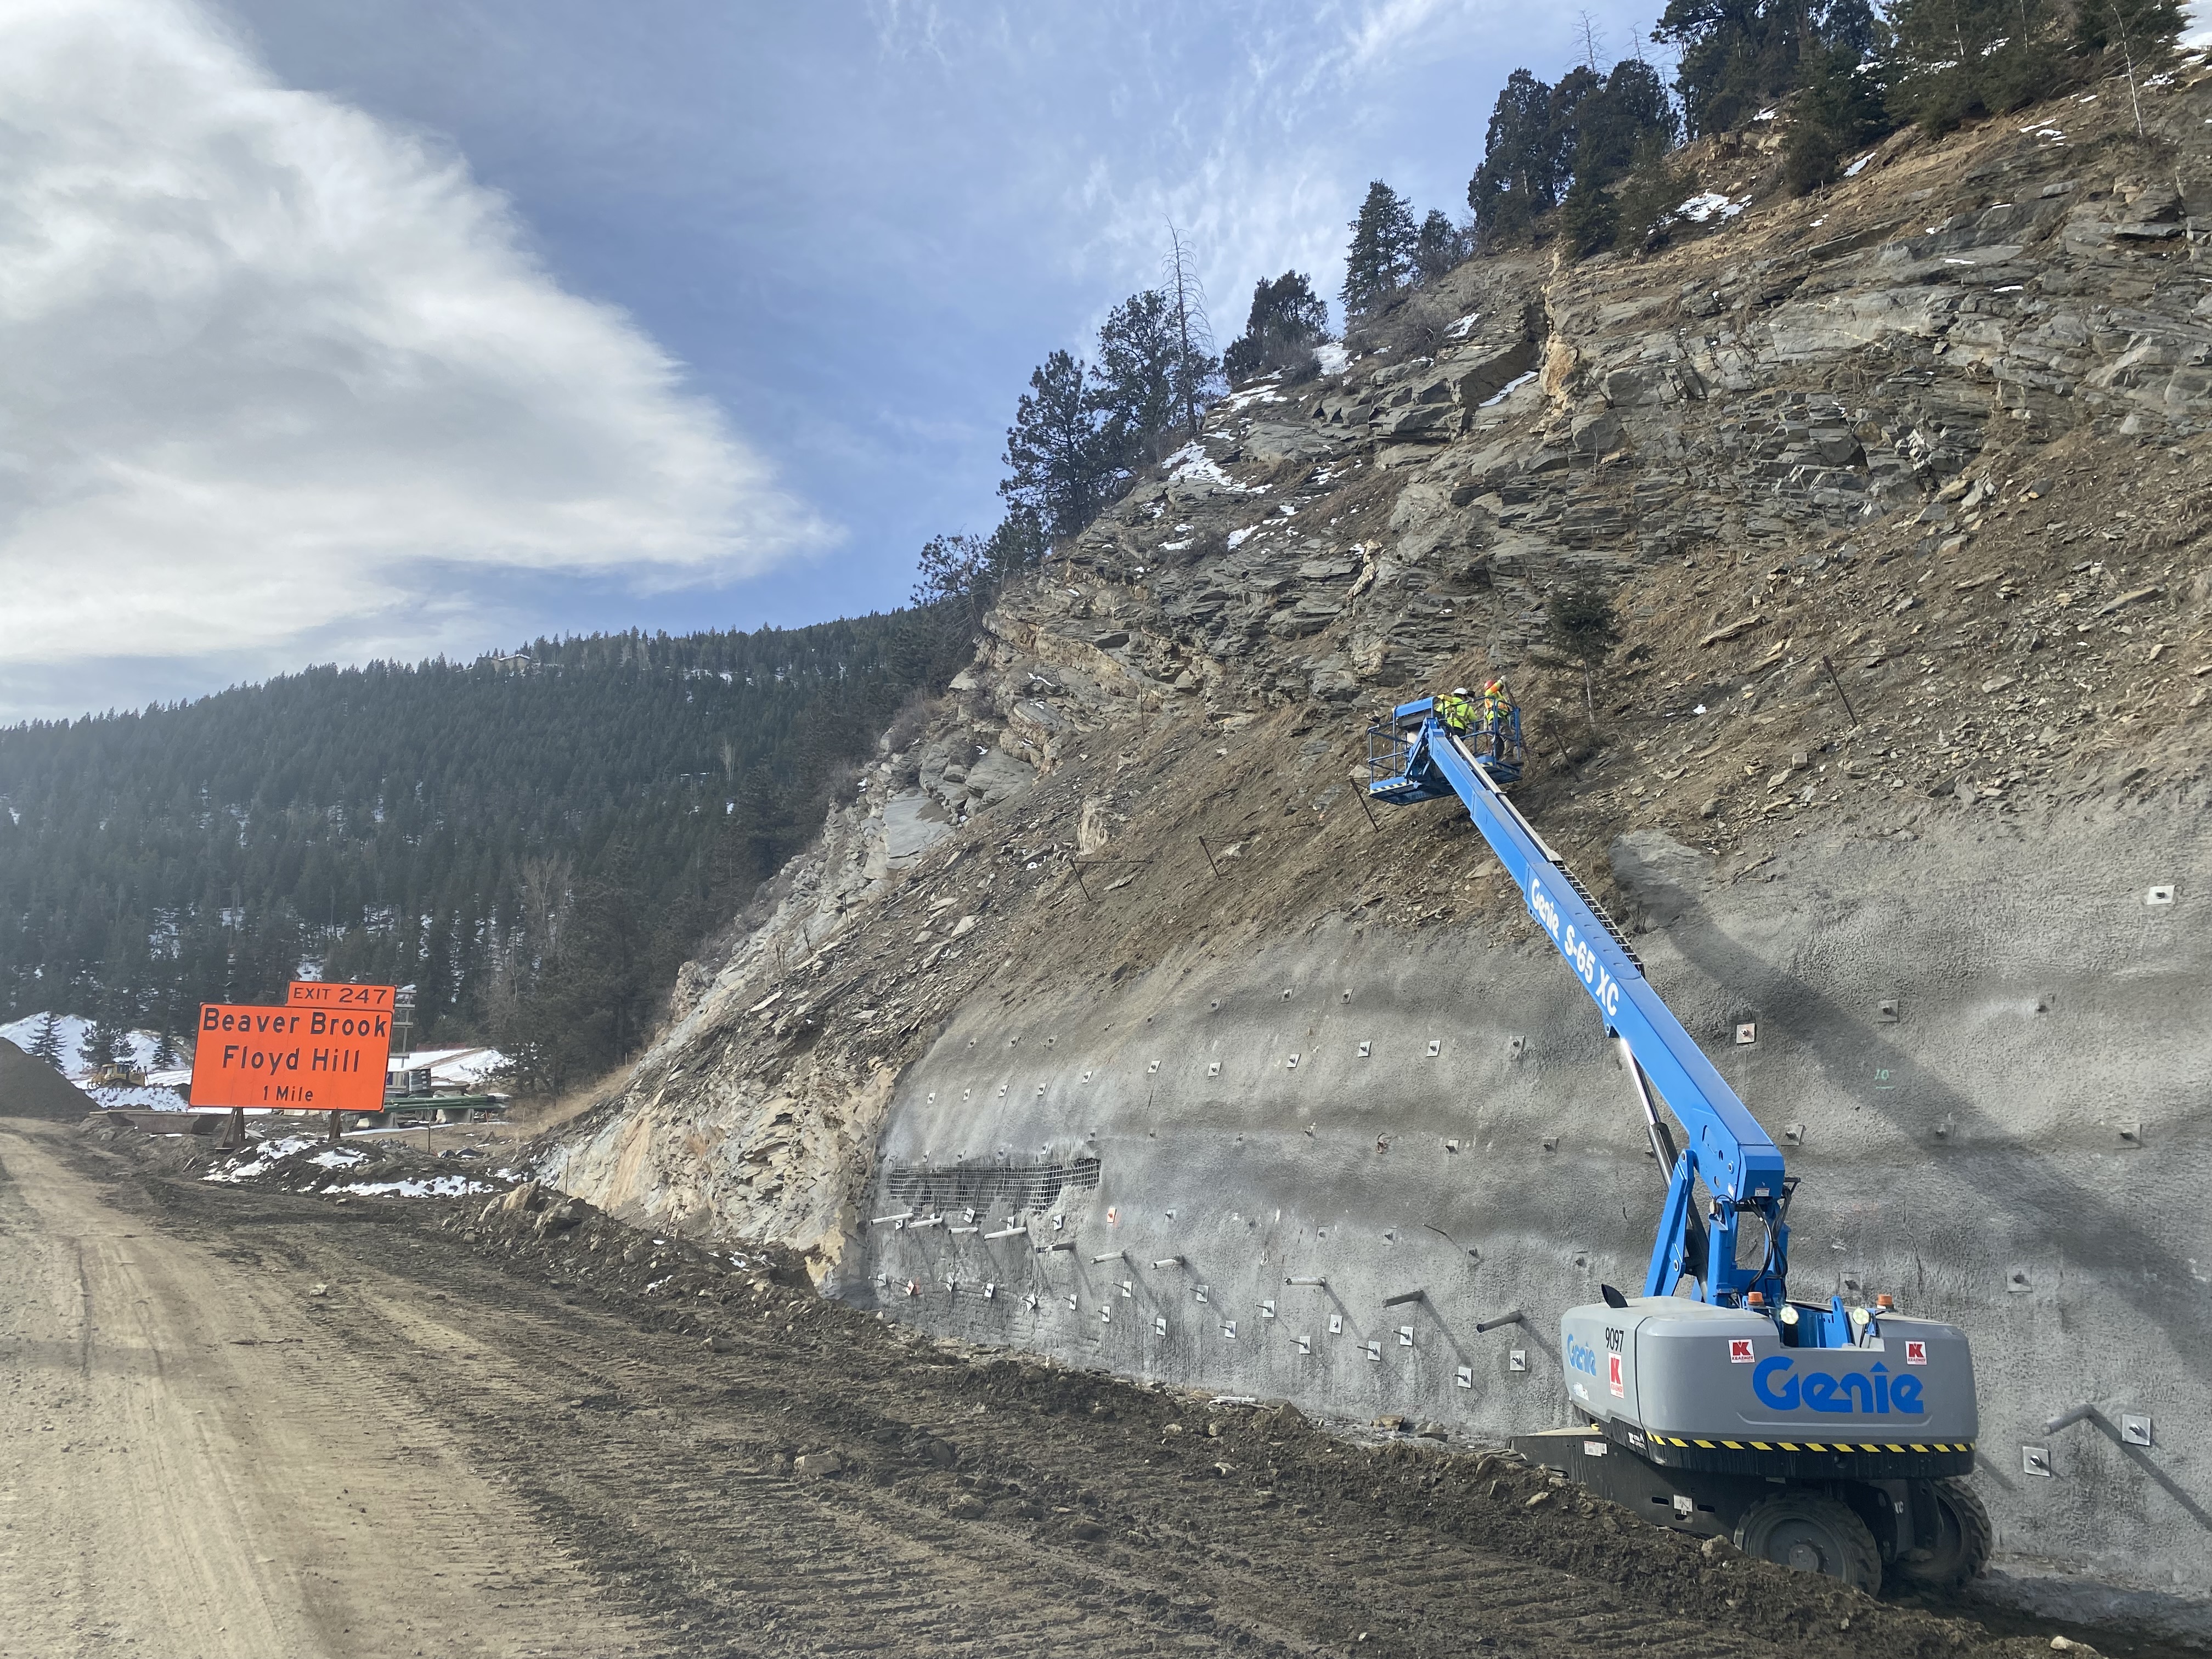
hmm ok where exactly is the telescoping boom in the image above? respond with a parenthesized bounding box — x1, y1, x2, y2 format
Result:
(1372, 699, 1816, 1338)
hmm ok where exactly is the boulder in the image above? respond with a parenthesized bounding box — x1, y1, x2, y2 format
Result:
(882, 792, 955, 862)
(535, 1197, 594, 1237)
(1570, 409, 1624, 454)
(1449, 338, 1540, 408)
(964, 749, 1037, 808)
(1244, 421, 1334, 462)
(1308, 666, 1360, 703)
(1378, 403, 1452, 438)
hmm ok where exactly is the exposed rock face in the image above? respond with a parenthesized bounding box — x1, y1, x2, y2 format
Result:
(543, 78, 2212, 1624)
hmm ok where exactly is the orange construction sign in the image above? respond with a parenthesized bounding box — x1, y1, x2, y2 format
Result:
(190, 1002, 392, 1113)
(287, 980, 396, 1011)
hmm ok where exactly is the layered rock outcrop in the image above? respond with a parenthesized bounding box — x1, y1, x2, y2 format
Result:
(540, 74, 2212, 1628)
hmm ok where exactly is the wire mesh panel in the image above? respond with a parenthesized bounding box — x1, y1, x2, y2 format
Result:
(882, 1156, 1102, 1214)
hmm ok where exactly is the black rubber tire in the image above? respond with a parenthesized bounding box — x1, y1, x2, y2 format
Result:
(1733, 1492, 1883, 1593)
(1891, 1478, 1994, 1590)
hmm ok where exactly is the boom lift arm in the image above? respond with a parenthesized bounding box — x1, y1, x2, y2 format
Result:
(1371, 699, 1846, 1341)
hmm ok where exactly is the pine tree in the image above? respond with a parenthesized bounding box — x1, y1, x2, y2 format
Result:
(1413, 210, 1469, 283)
(80, 1011, 127, 1071)
(1575, 58, 1679, 190)
(985, 507, 1048, 588)
(2076, 0, 2183, 136)
(999, 349, 1111, 543)
(1341, 182, 1419, 317)
(1884, 0, 2064, 132)
(1469, 69, 1562, 245)
(2074, 0, 2185, 131)
(910, 511, 1047, 623)
(27, 1011, 64, 1068)
(1656, 0, 1877, 136)
(1784, 43, 1891, 194)
(1092, 290, 1184, 470)
(1547, 65, 1606, 173)
(1222, 272, 1331, 383)
(1559, 176, 1623, 258)
(911, 532, 996, 614)
(1615, 133, 1697, 252)
(2073, 0, 2185, 54)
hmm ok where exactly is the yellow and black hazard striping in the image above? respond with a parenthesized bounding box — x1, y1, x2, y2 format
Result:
(1652, 1437, 1976, 1453)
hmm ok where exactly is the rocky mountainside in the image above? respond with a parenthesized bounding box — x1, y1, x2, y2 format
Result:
(550, 71, 2210, 1259)
(534, 70, 2212, 1620)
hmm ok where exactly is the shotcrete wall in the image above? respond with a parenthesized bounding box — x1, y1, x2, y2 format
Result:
(847, 805, 2212, 1624)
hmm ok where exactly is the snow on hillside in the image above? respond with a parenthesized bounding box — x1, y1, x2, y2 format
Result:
(393, 1047, 509, 1092)
(0, 1013, 168, 1077)
(2, 1013, 506, 1094)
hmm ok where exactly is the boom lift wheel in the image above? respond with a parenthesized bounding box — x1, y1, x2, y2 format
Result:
(1733, 1493, 1882, 1593)
(1891, 1477, 1993, 1591)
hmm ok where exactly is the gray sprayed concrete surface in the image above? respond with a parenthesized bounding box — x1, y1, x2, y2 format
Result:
(851, 804, 2212, 1630)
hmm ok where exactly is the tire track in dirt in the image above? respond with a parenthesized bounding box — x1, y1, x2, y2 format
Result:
(69, 1136, 2058, 1659)
(219, 1206, 1801, 1657)
(0, 1121, 645, 1658)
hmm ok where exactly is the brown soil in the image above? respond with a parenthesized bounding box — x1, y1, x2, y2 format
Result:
(8, 1108, 2175, 1659)
(0, 1036, 97, 1121)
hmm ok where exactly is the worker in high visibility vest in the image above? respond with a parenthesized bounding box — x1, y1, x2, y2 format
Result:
(1436, 687, 1475, 733)
(1480, 678, 1519, 761)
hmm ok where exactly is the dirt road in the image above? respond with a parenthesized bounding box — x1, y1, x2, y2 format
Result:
(0, 1118, 639, 1658)
(0, 1114, 2070, 1659)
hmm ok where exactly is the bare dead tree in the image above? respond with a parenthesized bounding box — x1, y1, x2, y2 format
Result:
(2105, 0, 2148, 140)
(1575, 9, 1606, 70)
(1161, 223, 1216, 444)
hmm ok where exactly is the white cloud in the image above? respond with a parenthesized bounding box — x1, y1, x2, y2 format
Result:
(1065, 0, 1510, 343)
(1343, 0, 1460, 70)
(0, 0, 831, 701)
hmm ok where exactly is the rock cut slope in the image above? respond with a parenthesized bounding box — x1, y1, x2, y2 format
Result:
(542, 72, 2212, 1627)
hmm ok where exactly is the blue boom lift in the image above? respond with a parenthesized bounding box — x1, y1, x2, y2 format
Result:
(1370, 697, 1988, 1594)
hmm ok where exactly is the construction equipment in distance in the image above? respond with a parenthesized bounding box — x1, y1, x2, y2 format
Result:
(1368, 696, 1988, 1593)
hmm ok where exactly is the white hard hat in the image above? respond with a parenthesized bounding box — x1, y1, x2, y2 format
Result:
(1453, 687, 1468, 695)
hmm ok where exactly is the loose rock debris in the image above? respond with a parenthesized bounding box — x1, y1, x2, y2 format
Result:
(538, 72, 2212, 1316)
(76, 1111, 2135, 1659)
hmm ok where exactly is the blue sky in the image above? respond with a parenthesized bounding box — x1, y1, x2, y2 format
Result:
(0, 0, 1660, 720)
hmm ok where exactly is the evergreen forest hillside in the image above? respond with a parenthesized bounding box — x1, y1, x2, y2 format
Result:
(8, 0, 2190, 1103)
(0, 609, 968, 1092)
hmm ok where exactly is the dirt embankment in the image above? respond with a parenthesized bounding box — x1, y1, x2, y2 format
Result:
(31, 1110, 2169, 1659)
(0, 1036, 97, 1120)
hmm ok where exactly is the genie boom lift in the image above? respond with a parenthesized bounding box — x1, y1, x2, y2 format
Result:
(1369, 698, 1987, 1594)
